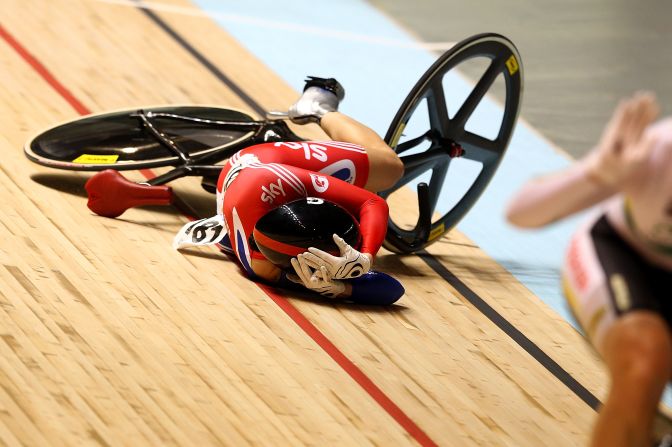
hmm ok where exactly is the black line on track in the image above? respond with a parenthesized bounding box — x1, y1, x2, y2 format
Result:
(418, 251, 600, 411)
(137, 2, 601, 412)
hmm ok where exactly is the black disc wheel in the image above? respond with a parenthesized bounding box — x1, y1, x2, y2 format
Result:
(380, 33, 523, 254)
(24, 106, 259, 171)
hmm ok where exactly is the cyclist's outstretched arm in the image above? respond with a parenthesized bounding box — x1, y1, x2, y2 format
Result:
(505, 162, 614, 228)
(506, 92, 659, 228)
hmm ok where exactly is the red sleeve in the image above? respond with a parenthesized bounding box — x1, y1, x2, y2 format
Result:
(350, 194, 389, 257)
(296, 169, 388, 257)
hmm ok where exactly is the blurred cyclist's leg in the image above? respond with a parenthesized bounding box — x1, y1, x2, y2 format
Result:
(592, 312, 672, 447)
(564, 216, 672, 447)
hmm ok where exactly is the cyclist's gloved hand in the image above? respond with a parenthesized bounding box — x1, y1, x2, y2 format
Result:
(301, 234, 371, 280)
(288, 77, 345, 124)
(289, 254, 346, 298)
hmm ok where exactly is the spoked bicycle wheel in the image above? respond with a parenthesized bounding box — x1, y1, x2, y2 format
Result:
(24, 106, 259, 171)
(381, 33, 523, 254)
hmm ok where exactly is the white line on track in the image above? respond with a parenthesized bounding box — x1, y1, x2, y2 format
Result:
(95, 0, 456, 51)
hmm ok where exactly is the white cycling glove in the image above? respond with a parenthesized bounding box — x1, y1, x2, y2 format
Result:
(288, 77, 344, 124)
(300, 234, 371, 280)
(289, 254, 346, 298)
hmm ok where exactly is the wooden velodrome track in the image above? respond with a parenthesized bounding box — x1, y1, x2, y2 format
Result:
(0, 1, 666, 446)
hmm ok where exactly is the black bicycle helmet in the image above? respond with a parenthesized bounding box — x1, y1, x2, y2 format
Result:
(252, 197, 361, 269)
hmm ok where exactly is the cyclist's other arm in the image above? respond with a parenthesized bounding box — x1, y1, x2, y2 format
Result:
(251, 258, 282, 283)
(505, 163, 615, 228)
(316, 177, 389, 261)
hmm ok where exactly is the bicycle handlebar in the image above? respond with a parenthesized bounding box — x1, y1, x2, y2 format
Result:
(265, 111, 289, 120)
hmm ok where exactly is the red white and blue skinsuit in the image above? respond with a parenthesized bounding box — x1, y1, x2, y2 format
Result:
(215, 141, 387, 277)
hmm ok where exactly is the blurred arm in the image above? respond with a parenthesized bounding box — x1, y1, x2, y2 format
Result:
(507, 92, 659, 228)
(505, 161, 616, 228)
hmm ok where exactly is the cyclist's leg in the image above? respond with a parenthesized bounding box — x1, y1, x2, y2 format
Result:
(232, 141, 371, 187)
(564, 215, 672, 447)
(287, 77, 402, 192)
(320, 112, 403, 192)
(233, 119, 402, 193)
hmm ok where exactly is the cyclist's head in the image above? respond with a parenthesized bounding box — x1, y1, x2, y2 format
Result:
(252, 197, 361, 269)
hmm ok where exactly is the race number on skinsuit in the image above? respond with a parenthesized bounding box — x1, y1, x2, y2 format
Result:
(173, 215, 228, 249)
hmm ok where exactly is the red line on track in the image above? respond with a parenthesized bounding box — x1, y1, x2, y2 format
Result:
(259, 284, 437, 446)
(1, 24, 437, 447)
(0, 25, 89, 116)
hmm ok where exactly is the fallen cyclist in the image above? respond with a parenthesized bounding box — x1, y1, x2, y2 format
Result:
(173, 77, 405, 305)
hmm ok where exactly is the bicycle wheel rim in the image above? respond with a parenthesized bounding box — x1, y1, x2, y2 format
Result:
(24, 105, 258, 171)
(382, 33, 523, 253)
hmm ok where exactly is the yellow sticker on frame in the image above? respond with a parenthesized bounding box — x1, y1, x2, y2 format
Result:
(505, 55, 519, 75)
(428, 223, 445, 242)
(73, 154, 119, 164)
(389, 123, 407, 148)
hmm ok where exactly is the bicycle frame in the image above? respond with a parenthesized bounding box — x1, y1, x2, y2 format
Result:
(127, 109, 440, 251)
(132, 109, 303, 186)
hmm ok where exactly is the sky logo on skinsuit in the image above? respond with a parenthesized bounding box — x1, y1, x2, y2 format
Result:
(319, 159, 356, 184)
(260, 178, 286, 204)
(274, 141, 328, 162)
(310, 173, 329, 193)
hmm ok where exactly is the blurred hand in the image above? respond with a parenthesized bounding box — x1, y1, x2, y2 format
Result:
(586, 91, 660, 186)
